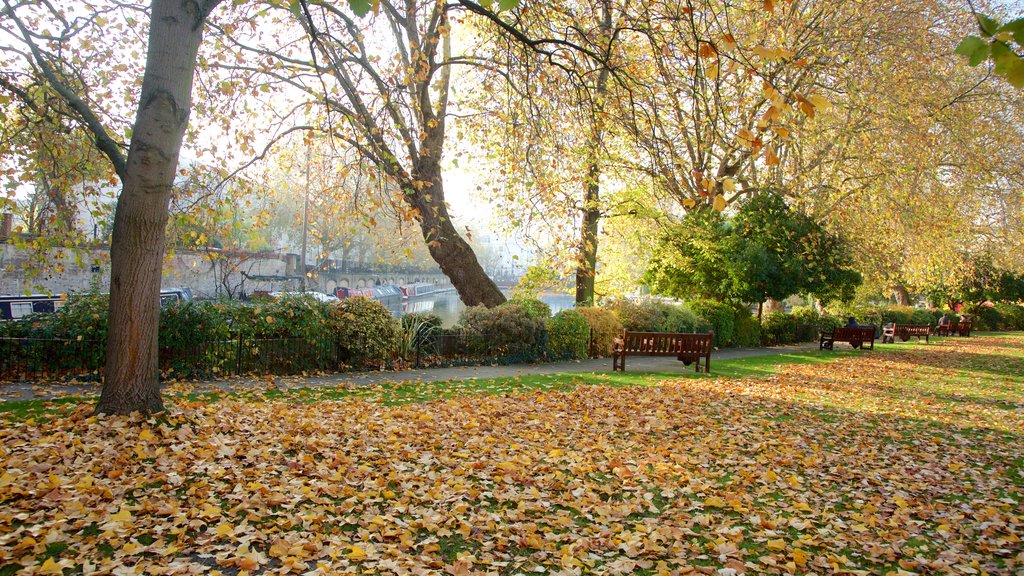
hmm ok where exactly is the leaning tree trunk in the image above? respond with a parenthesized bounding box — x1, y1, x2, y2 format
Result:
(892, 283, 912, 306)
(95, 0, 218, 415)
(410, 154, 505, 308)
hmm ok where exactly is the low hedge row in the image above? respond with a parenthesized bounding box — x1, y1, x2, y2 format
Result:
(7, 292, 1022, 379)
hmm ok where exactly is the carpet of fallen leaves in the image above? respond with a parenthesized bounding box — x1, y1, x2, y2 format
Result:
(1, 336, 1022, 575)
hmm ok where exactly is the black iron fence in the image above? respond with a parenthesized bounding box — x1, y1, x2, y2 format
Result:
(0, 328, 592, 380)
(0, 334, 349, 381)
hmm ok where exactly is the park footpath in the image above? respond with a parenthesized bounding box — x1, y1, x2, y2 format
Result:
(0, 341, 821, 403)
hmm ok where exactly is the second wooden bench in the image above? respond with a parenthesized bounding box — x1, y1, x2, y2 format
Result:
(612, 330, 713, 373)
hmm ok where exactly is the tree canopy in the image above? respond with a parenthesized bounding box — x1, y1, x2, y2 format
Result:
(645, 192, 861, 309)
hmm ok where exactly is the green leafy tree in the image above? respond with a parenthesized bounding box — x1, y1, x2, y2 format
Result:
(645, 192, 860, 316)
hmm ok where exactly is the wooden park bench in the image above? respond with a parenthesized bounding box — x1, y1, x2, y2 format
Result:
(937, 320, 972, 337)
(612, 330, 713, 373)
(884, 324, 930, 343)
(820, 327, 875, 350)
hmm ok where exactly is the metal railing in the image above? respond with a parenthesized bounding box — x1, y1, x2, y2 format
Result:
(0, 328, 591, 380)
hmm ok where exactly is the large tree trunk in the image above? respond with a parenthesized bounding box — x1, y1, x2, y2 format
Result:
(892, 283, 912, 306)
(410, 154, 505, 308)
(96, 0, 218, 415)
(574, 0, 612, 308)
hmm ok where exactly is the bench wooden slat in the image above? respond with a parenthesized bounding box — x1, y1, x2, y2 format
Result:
(612, 330, 713, 373)
(820, 327, 875, 350)
(937, 321, 972, 337)
(882, 324, 930, 344)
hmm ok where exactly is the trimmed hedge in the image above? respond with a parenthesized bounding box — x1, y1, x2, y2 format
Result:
(688, 299, 735, 347)
(508, 297, 552, 319)
(458, 302, 546, 358)
(606, 298, 672, 332)
(546, 309, 590, 359)
(328, 297, 401, 369)
(576, 307, 623, 357)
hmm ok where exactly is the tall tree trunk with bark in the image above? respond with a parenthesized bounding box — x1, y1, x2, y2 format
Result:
(892, 283, 912, 306)
(96, 0, 220, 415)
(411, 144, 504, 307)
(575, 0, 612, 307)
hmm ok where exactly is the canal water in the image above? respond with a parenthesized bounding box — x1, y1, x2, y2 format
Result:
(385, 290, 576, 327)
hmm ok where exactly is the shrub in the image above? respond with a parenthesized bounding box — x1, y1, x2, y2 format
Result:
(831, 304, 883, 330)
(879, 306, 916, 326)
(688, 299, 734, 346)
(546, 309, 589, 359)
(910, 309, 936, 325)
(458, 303, 546, 358)
(328, 297, 400, 369)
(660, 305, 701, 333)
(790, 306, 821, 343)
(605, 298, 671, 332)
(994, 303, 1024, 330)
(732, 309, 761, 347)
(818, 313, 844, 334)
(760, 311, 795, 346)
(961, 303, 1001, 331)
(44, 293, 110, 342)
(398, 312, 443, 361)
(508, 297, 552, 319)
(576, 307, 623, 357)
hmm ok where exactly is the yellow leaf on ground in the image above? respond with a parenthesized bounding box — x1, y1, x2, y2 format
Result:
(346, 546, 368, 561)
(37, 558, 65, 575)
(110, 508, 132, 524)
(704, 496, 726, 507)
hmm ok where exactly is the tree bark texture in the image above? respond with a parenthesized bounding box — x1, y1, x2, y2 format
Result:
(410, 154, 504, 308)
(574, 0, 612, 307)
(892, 283, 912, 306)
(96, 0, 215, 415)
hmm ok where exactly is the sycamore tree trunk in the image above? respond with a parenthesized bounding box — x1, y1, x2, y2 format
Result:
(574, 0, 612, 308)
(96, 0, 220, 415)
(410, 153, 504, 307)
(892, 283, 912, 306)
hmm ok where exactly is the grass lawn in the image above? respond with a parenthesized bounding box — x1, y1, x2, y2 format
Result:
(0, 334, 1021, 575)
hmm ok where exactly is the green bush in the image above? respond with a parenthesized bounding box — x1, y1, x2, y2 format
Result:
(576, 307, 622, 357)
(546, 309, 589, 359)
(660, 305, 702, 333)
(508, 297, 552, 319)
(44, 293, 110, 342)
(910, 309, 936, 325)
(399, 312, 443, 361)
(878, 306, 916, 326)
(831, 304, 883, 330)
(606, 298, 672, 332)
(459, 303, 546, 358)
(994, 303, 1024, 330)
(760, 311, 796, 346)
(732, 309, 761, 347)
(961, 303, 1001, 331)
(328, 297, 400, 369)
(790, 306, 821, 342)
(818, 313, 844, 334)
(688, 299, 734, 346)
